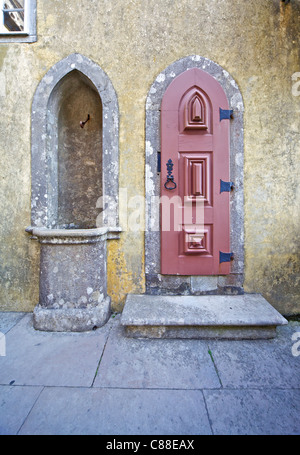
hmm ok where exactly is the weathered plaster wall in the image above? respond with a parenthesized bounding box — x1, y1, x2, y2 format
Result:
(0, 0, 299, 314)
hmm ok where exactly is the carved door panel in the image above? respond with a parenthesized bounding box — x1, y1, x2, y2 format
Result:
(161, 68, 231, 275)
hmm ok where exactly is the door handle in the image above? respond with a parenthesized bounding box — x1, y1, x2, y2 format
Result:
(164, 159, 177, 190)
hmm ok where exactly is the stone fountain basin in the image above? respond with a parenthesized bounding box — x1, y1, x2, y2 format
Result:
(26, 226, 120, 332)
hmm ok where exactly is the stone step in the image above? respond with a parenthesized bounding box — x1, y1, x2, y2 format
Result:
(120, 294, 288, 340)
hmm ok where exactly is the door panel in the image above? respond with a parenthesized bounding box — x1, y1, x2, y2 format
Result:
(161, 68, 231, 275)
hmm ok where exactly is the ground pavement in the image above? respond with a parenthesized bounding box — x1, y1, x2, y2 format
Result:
(0, 312, 299, 435)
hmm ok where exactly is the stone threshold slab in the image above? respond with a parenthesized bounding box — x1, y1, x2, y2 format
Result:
(120, 294, 288, 340)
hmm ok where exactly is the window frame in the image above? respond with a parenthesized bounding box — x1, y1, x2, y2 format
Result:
(0, 0, 36, 42)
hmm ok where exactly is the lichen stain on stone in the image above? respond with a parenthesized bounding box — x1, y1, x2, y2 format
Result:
(107, 239, 145, 312)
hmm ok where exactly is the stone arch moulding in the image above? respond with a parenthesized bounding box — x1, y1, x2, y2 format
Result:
(145, 55, 244, 296)
(30, 53, 120, 233)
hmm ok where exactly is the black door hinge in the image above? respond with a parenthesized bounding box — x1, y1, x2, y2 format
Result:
(220, 108, 234, 121)
(157, 152, 161, 173)
(220, 179, 235, 193)
(220, 251, 234, 263)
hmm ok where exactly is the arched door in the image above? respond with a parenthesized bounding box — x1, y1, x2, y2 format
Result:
(161, 68, 232, 275)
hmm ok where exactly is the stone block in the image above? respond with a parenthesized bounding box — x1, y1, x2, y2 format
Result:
(121, 294, 288, 339)
(33, 297, 111, 332)
(191, 276, 218, 292)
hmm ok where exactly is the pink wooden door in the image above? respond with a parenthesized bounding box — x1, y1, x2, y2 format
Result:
(161, 68, 231, 275)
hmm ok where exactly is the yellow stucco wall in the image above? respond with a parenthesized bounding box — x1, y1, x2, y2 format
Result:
(0, 0, 299, 314)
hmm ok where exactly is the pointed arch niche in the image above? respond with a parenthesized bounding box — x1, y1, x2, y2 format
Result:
(30, 53, 119, 230)
(145, 56, 244, 295)
(27, 54, 120, 332)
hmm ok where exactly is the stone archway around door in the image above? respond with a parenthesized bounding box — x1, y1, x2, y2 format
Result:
(145, 55, 245, 296)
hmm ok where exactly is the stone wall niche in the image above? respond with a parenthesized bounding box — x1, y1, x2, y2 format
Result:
(27, 54, 120, 332)
(56, 70, 103, 229)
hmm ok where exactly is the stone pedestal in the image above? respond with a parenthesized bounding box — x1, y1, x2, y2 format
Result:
(28, 227, 112, 332)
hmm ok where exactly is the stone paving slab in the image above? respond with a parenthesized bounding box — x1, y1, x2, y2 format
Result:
(18, 387, 212, 435)
(0, 312, 27, 334)
(93, 323, 220, 389)
(0, 313, 299, 435)
(203, 389, 300, 435)
(207, 324, 300, 389)
(0, 313, 111, 387)
(0, 385, 43, 435)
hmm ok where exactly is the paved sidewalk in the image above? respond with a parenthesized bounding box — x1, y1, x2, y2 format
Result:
(0, 311, 299, 435)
